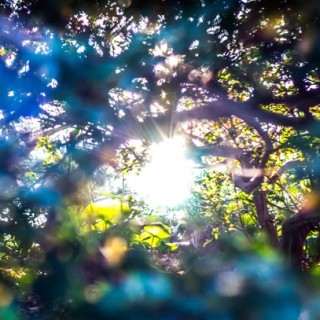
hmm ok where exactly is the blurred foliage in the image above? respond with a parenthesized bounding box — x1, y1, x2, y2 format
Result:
(1, 0, 320, 318)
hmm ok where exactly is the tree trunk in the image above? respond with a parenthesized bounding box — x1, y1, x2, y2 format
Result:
(253, 190, 280, 249)
(281, 211, 320, 269)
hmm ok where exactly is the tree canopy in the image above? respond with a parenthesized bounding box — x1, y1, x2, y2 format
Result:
(1, 0, 320, 318)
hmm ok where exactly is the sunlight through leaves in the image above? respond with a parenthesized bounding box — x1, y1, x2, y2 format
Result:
(128, 137, 195, 208)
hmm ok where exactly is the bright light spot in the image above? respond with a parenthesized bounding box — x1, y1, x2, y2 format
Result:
(165, 54, 184, 69)
(77, 45, 86, 53)
(128, 137, 195, 207)
(40, 102, 65, 116)
(18, 61, 30, 76)
(5, 52, 16, 67)
(189, 40, 199, 50)
(152, 41, 170, 57)
(154, 62, 170, 77)
(170, 209, 186, 221)
(47, 78, 58, 88)
(100, 237, 128, 267)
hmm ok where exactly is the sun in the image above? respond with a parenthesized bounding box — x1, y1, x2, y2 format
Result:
(128, 136, 195, 208)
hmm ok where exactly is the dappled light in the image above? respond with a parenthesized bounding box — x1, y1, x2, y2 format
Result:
(2, 0, 320, 318)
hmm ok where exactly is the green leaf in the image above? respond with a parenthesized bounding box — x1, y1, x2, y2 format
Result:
(81, 199, 131, 230)
(143, 223, 171, 239)
(140, 232, 160, 247)
(287, 185, 299, 195)
(138, 223, 171, 248)
(165, 243, 179, 251)
(241, 213, 255, 226)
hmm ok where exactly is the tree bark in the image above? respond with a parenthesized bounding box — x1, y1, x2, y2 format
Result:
(281, 211, 320, 269)
(253, 190, 280, 249)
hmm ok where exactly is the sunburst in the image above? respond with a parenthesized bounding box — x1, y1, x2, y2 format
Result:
(128, 136, 195, 207)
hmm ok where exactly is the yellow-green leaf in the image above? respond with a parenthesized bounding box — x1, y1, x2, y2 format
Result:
(81, 199, 130, 230)
(143, 223, 171, 240)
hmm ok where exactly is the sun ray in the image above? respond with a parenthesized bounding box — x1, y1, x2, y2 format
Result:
(128, 136, 195, 208)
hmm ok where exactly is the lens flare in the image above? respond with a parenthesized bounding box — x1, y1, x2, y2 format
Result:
(128, 136, 195, 207)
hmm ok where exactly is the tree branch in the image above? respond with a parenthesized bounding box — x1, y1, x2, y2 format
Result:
(253, 190, 280, 249)
(269, 160, 304, 183)
(176, 100, 319, 131)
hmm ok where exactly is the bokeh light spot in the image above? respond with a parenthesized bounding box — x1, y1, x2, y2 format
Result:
(100, 237, 128, 267)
